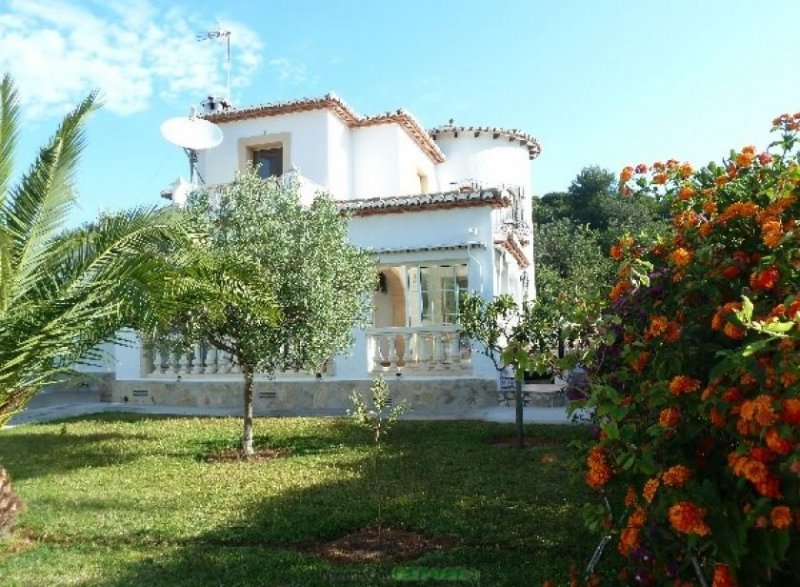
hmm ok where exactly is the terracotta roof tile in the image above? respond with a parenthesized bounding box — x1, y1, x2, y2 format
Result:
(336, 188, 512, 217)
(202, 93, 445, 163)
(428, 124, 541, 160)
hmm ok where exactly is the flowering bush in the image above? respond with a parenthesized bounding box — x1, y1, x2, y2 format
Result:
(580, 114, 800, 586)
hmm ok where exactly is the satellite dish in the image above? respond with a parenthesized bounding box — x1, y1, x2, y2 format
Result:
(160, 108, 224, 185)
(160, 114, 223, 151)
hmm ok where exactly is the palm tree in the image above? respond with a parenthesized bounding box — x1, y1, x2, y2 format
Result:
(0, 74, 193, 426)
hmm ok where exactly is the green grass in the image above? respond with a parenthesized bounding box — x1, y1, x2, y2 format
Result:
(0, 415, 609, 586)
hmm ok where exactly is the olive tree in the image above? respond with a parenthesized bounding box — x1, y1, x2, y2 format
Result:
(174, 169, 376, 455)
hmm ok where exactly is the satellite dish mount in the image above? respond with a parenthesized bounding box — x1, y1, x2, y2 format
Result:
(160, 107, 224, 186)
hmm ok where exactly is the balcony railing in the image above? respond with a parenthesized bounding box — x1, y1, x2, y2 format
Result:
(142, 342, 328, 378)
(366, 326, 471, 375)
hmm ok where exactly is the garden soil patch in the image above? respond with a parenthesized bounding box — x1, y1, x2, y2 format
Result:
(312, 528, 457, 563)
(490, 436, 561, 449)
(203, 446, 291, 463)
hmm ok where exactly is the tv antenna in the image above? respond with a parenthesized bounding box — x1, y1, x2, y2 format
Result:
(160, 107, 224, 186)
(197, 28, 232, 103)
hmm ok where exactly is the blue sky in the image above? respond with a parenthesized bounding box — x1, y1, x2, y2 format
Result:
(2, 0, 799, 225)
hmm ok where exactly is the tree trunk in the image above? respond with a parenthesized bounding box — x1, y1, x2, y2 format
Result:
(515, 378, 525, 449)
(242, 366, 255, 456)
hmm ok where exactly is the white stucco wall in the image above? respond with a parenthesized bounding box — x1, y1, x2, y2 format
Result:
(196, 109, 336, 194)
(433, 136, 532, 197)
(350, 125, 439, 198)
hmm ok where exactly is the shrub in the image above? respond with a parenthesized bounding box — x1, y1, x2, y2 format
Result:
(580, 114, 800, 586)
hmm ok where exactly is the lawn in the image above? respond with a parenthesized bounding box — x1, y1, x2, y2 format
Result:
(0, 415, 611, 586)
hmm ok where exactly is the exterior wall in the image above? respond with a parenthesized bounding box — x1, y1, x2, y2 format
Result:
(434, 135, 532, 196)
(350, 125, 439, 198)
(196, 109, 340, 195)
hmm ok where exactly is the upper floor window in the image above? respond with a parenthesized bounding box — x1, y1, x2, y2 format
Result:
(253, 147, 283, 179)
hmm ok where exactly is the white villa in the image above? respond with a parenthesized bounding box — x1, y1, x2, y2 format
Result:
(106, 93, 542, 414)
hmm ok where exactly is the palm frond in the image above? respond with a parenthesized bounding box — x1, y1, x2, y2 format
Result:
(0, 74, 19, 206)
(2, 91, 98, 310)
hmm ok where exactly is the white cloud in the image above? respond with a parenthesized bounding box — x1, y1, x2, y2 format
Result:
(268, 57, 308, 84)
(0, 0, 263, 119)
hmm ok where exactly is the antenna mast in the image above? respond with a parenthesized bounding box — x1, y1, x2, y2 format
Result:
(197, 28, 232, 103)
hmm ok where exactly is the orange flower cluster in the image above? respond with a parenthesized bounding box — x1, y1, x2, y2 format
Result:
(678, 185, 696, 201)
(765, 427, 793, 455)
(620, 166, 634, 183)
(632, 351, 651, 373)
(729, 452, 782, 498)
(772, 112, 800, 131)
(668, 501, 711, 536)
(711, 302, 746, 339)
(770, 505, 792, 530)
(663, 465, 692, 487)
(717, 201, 760, 224)
(669, 375, 701, 395)
(619, 506, 647, 556)
(609, 280, 631, 301)
(735, 145, 756, 168)
(669, 247, 693, 266)
(750, 266, 780, 292)
(711, 564, 737, 587)
(739, 394, 777, 428)
(586, 447, 612, 489)
(646, 315, 681, 342)
(643, 477, 660, 503)
(659, 406, 680, 427)
(610, 236, 635, 260)
(782, 398, 800, 424)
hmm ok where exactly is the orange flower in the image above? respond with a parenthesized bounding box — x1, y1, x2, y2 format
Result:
(678, 162, 694, 178)
(586, 447, 612, 489)
(663, 465, 692, 487)
(723, 322, 746, 340)
(669, 375, 701, 395)
(678, 186, 696, 200)
(712, 564, 737, 587)
(620, 166, 634, 183)
(722, 265, 740, 279)
(761, 219, 783, 248)
(782, 398, 800, 424)
(736, 150, 755, 167)
(647, 315, 669, 338)
(653, 172, 668, 185)
(669, 247, 692, 266)
(771, 505, 792, 530)
(618, 526, 640, 556)
(663, 321, 681, 342)
(631, 351, 651, 373)
(624, 486, 637, 506)
(609, 280, 630, 301)
(659, 407, 681, 427)
(718, 201, 759, 223)
(668, 501, 711, 536)
(739, 395, 777, 427)
(766, 428, 793, 455)
(758, 152, 774, 166)
(750, 266, 780, 291)
(643, 478, 660, 503)
(755, 476, 782, 498)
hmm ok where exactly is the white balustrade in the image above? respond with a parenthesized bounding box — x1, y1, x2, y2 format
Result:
(142, 340, 332, 378)
(366, 326, 471, 375)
